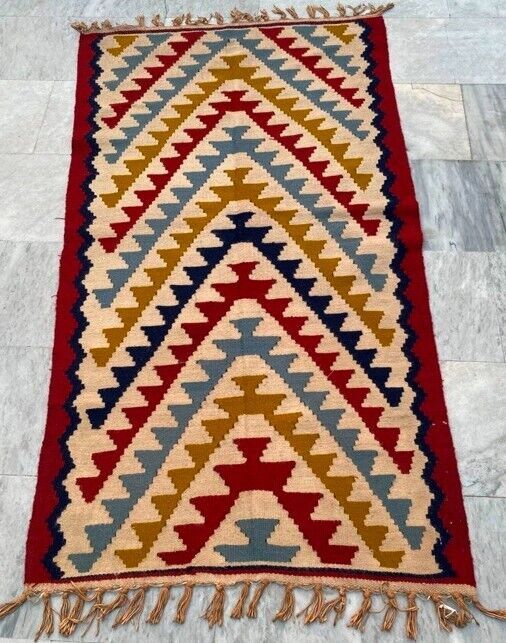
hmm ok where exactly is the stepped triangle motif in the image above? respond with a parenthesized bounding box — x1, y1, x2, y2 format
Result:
(214, 519, 301, 563)
(17, 14, 483, 639)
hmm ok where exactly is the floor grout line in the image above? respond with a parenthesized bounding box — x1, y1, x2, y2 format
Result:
(31, 81, 55, 154)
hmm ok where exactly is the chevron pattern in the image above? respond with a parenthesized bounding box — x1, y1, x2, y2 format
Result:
(32, 18, 462, 587)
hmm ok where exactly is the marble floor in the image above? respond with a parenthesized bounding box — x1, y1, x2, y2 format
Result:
(0, 0, 504, 641)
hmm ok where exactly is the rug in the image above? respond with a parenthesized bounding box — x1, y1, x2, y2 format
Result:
(0, 4, 504, 639)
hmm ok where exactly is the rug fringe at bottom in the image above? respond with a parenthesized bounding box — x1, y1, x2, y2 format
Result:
(0, 582, 505, 639)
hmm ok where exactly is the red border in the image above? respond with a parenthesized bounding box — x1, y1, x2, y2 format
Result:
(24, 33, 97, 583)
(367, 17, 475, 586)
(25, 19, 475, 587)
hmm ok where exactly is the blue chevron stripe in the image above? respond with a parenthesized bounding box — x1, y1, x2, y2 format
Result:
(88, 211, 402, 432)
(105, 27, 368, 165)
(292, 25, 360, 76)
(70, 315, 422, 572)
(104, 34, 169, 93)
(95, 124, 385, 309)
(105, 37, 225, 163)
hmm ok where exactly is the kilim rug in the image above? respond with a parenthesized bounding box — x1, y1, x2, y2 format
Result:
(1, 3, 504, 640)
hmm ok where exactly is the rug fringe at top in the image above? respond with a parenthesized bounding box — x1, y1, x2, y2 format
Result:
(71, 4, 395, 33)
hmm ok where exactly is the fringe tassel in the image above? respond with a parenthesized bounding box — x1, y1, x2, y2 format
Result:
(405, 592, 418, 640)
(381, 589, 399, 631)
(101, 587, 129, 618)
(146, 585, 171, 624)
(113, 587, 145, 627)
(453, 594, 475, 627)
(1, 583, 506, 636)
(203, 584, 225, 627)
(273, 584, 295, 622)
(298, 584, 325, 624)
(0, 587, 32, 619)
(246, 580, 269, 618)
(230, 581, 251, 619)
(81, 589, 106, 636)
(34, 593, 54, 642)
(319, 587, 347, 624)
(432, 594, 457, 632)
(71, 4, 395, 33)
(174, 584, 194, 624)
(348, 590, 372, 631)
(59, 591, 87, 637)
(471, 598, 506, 620)
(58, 592, 70, 635)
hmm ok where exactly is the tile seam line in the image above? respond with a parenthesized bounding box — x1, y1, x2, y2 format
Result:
(31, 81, 56, 154)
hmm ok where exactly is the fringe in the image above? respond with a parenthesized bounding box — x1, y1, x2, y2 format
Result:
(273, 584, 295, 622)
(319, 586, 347, 624)
(59, 591, 86, 637)
(112, 587, 146, 627)
(348, 589, 373, 631)
(381, 589, 399, 631)
(246, 580, 269, 618)
(406, 592, 418, 640)
(34, 593, 54, 642)
(146, 584, 171, 624)
(0, 582, 504, 637)
(472, 598, 506, 620)
(230, 581, 251, 619)
(174, 584, 194, 624)
(0, 587, 33, 619)
(203, 584, 226, 627)
(71, 4, 395, 33)
(298, 584, 324, 624)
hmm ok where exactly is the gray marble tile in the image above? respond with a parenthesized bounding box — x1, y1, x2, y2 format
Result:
(442, 361, 506, 496)
(447, 0, 504, 17)
(488, 252, 506, 360)
(0, 18, 79, 81)
(461, 497, 506, 638)
(0, 475, 35, 602)
(0, 241, 60, 347)
(0, 474, 44, 642)
(34, 81, 75, 155)
(384, 18, 455, 83)
(0, 0, 84, 17)
(446, 18, 506, 84)
(0, 347, 51, 476)
(388, 0, 449, 17)
(0, 81, 52, 153)
(82, 0, 166, 18)
(395, 84, 471, 160)
(412, 160, 506, 251)
(0, 154, 68, 242)
(423, 251, 503, 362)
(463, 85, 506, 161)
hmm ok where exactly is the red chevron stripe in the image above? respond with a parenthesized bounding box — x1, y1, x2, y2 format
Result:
(260, 26, 364, 108)
(99, 90, 373, 253)
(158, 437, 358, 565)
(102, 30, 204, 130)
(76, 261, 410, 503)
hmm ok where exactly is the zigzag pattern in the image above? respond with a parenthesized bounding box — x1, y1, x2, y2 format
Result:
(47, 20, 448, 582)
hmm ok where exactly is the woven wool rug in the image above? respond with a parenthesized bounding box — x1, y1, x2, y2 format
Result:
(1, 4, 504, 639)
